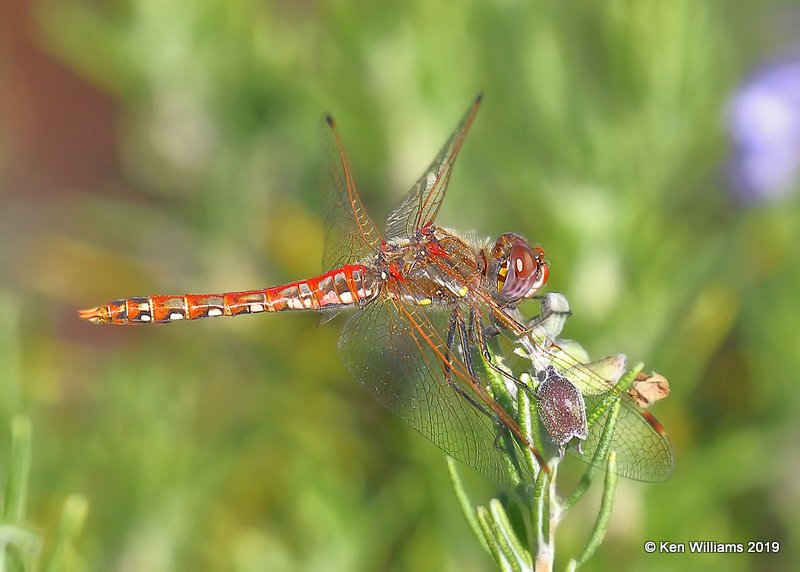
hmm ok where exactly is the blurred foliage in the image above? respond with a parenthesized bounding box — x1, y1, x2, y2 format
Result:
(0, 416, 87, 571)
(1, 0, 799, 570)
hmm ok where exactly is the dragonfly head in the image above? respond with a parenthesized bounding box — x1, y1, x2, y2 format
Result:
(490, 233, 549, 303)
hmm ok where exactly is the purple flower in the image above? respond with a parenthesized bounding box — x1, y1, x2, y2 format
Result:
(727, 52, 800, 203)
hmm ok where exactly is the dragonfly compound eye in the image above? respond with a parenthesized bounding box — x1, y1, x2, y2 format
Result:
(498, 240, 549, 301)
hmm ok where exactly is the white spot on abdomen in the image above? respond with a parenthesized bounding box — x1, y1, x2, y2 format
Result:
(250, 303, 265, 313)
(339, 291, 354, 304)
(169, 312, 184, 321)
(207, 308, 223, 317)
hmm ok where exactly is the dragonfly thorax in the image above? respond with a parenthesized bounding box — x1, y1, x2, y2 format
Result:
(372, 226, 482, 307)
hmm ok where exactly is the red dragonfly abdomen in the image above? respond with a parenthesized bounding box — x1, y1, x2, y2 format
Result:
(79, 264, 376, 325)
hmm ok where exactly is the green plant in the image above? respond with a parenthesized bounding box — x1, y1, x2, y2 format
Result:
(1, 417, 88, 572)
(449, 294, 667, 571)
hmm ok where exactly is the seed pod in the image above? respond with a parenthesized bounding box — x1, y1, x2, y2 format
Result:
(536, 366, 588, 456)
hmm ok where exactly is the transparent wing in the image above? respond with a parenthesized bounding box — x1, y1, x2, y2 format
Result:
(385, 95, 482, 239)
(320, 115, 382, 270)
(572, 395, 675, 482)
(338, 296, 531, 485)
(515, 342, 675, 482)
(472, 291, 675, 482)
(533, 344, 675, 482)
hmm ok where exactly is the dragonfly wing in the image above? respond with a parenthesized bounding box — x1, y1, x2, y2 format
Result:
(320, 115, 383, 270)
(384, 96, 482, 239)
(571, 392, 675, 482)
(338, 297, 530, 485)
(487, 314, 675, 481)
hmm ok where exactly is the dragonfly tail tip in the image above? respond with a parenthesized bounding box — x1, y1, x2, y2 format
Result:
(78, 306, 109, 324)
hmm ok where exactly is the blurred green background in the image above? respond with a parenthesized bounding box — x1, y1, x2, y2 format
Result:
(1, 0, 799, 570)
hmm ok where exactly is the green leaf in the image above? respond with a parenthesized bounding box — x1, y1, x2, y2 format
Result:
(476, 505, 519, 572)
(447, 457, 488, 552)
(3, 416, 32, 523)
(564, 365, 636, 511)
(44, 494, 89, 572)
(489, 499, 532, 570)
(576, 451, 619, 566)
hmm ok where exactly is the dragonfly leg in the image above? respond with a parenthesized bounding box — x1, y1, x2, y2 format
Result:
(446, 308, 528, 463)
(468, 308, 537, 399)
(463, 308, 550, 475)
(444, 309, 501, 426)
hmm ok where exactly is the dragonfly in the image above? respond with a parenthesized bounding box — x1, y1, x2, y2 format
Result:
(80, 96, 674, 484)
